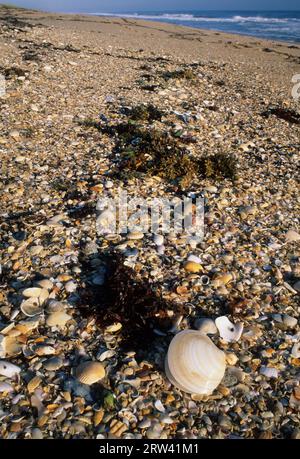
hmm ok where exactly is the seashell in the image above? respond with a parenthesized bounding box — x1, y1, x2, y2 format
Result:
(291, 343, 300, 359)
(65, 281, 77, 293)
(38, 288, 49, 305)
(20, 298, 43, 317)
(99, 350, 116, 362)
(0, 335, 5, 358)
(156, 245, 165, 255)
(184, 261, 202, 273)
(200, 275, 210, 285)
(46, 311, 72, 328)
(0, 381, 14, 393)
(153, 234, 164, 246)
(127, 231, 144, 240)
(260, 366, 278, 379)
(76, 361, 105, 385)
(15, 318, 39, 334)
(0, 335, 22, 358)
(0, 360, 21, 378)
(154, 400, 165, 413)
(194, 318, 217, 335)
(37, 279, 53, 290)
(211, 273, 233, 288)
(285, 229, 300, 243)
(33, 344, 56, 356)
(165, 330, 226, 395)
(43, 356, 63, 371)
(105, 322, 122, 333)
(22, 287, 42, 298)
(187, 254, 202, 264)
(27, 376, 42, 393)
(93, 408, 104, 426)
(215, 316, 243, 342)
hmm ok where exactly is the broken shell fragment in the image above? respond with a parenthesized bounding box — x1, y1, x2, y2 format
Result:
(76, 361, 105, 385)
(0, 382, 14, 393)
(165, 330, 226, 395)
(215, 316, 244, 343)
(194, 318, 217, 335)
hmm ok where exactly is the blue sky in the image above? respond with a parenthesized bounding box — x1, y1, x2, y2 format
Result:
(5, 1, 300, 12)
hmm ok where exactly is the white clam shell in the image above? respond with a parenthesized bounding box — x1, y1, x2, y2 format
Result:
(0, 360, 21, 378)
(215, 316, 243, 342)
(22, 287, 42, 298)
(20, 297, 43, 317)
(165, 330, 226, 395)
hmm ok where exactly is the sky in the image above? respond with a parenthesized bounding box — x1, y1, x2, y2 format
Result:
(4, 0, 300, 13)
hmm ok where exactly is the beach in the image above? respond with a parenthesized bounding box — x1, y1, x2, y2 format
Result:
(0, 6, 300, 439)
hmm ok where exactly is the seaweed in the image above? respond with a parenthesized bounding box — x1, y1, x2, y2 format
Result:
(0, 66, 26, 79)
(128, 104, 163, 122)
(198, 153, 237, 181)
(161, 68, 195, 81)
(78, 253, 186, 349)
(104, 124, 196, 187)
(261, 107, 300, 125)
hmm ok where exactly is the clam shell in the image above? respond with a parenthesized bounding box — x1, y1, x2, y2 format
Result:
(22, 287, 42, 298)
(76, 361, 105, 385)
(0, 360, 21, 378)
(215, 316, 243, 343)
(20, 298, 43, 317)
(46, 311, 72, 328)
(165, 330, 226, 395)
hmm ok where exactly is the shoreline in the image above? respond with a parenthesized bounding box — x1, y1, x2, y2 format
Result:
(2, 5, 300, 45)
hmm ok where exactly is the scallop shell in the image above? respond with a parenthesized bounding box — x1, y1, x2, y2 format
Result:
(20, 298, 43, 317)
(0, 360, 21, 378)
(215, 316, 244, 343)
(165, 330, 226, 395)
(76, 361, 105, 385)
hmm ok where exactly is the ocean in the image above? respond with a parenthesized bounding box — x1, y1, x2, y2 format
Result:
(92, 11, 300, 43)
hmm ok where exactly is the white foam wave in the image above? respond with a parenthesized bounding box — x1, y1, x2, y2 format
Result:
(93, 13, 300, 24)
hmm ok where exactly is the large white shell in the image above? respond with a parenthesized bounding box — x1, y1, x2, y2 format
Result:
(165, 330, 226, 395)
(0, 360, 21, 378)
(215, 316, 243, 342)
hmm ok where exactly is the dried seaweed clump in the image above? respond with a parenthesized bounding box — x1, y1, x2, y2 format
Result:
(198, 153, 237, 181)
(161, 68, 195, 81)
(128, 104, 163, 122)
(77, 118, 100, 130)
(261, 107, 300, 125)
(108, 124, 196, 187)
(79, 254, 185, 348)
